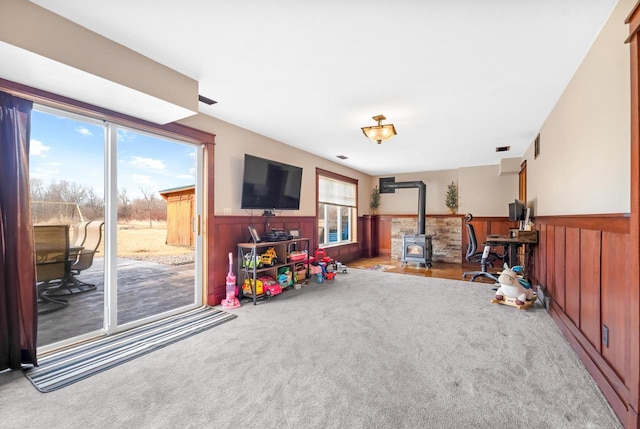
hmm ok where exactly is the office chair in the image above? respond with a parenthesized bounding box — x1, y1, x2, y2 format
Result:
(462, 214, 504, 283)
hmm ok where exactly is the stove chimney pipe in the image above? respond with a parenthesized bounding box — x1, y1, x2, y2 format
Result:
(380, 180, 426, 235)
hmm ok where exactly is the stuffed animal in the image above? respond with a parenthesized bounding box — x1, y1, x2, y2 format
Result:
(495, 265, 534, 306)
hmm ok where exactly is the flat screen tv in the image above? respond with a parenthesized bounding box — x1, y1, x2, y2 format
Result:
(508, 199, 525, 221)
(240, 154, 303, 212)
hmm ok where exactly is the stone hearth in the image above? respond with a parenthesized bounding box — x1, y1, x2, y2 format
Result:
(391, 217, 461, 263)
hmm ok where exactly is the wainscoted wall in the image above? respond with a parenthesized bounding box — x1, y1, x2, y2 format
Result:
(366, 214, 516, 263)
(531, 214, 631, 423)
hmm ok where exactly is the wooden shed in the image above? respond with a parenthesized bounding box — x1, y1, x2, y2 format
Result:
(159, 185, 195, 247)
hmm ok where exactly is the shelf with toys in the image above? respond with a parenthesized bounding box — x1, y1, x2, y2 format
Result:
(237, 237, 311, 305)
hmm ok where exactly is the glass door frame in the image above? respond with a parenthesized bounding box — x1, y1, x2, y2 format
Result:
(33, 103, 206, 352)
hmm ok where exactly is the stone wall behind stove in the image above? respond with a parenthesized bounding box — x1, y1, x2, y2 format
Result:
(391, 216, 462, 263)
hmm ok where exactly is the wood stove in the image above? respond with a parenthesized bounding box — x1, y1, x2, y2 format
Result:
(401, 234, 433, 268)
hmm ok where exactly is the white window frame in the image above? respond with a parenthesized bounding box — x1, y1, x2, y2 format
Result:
(317, 170, 357, 247)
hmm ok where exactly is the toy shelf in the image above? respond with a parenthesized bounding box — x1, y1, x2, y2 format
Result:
(237, 237, 310, 305)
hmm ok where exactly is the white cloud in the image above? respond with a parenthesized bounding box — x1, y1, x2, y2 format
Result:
(130, 156, 165, 170)
(30, 139, 50, 157)
(131, 174, 156, 187)
(75, 126, 92, 136)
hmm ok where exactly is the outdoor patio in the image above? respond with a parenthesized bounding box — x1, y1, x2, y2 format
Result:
(37, 257, 196, 347)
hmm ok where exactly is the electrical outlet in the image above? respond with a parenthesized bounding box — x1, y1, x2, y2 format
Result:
(602, 325, 609, 348)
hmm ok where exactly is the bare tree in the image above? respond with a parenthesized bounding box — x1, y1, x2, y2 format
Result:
(84, 188, 105, 220)
(139, 186, 158, 228)
(118, 188, 132, 221)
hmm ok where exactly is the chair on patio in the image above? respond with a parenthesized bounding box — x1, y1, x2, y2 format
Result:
(70, 220, 91, 248)
(46, 220, 104, 297)
(34, 224, 70, 313)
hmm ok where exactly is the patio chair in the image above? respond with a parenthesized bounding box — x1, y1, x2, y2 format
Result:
(70, 220, 91, 248)
(46, 220, 104, 297)
(34, 224, 70, 313)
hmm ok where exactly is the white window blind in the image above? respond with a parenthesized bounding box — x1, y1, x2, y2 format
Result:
(318, 176, 356, 207)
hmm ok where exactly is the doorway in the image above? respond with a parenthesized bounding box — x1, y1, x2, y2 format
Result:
(31, 106, 203, 351)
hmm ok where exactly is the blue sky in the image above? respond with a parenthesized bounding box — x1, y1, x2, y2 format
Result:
(29, 109, 197, 200)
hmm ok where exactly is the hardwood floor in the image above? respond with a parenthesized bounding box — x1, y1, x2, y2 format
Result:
(348, 256, 499, 284)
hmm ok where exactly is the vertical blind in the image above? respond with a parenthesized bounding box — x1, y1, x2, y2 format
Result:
(318, 176, 356, 207)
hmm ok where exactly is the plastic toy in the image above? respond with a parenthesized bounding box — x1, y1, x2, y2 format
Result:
(335, 262, 348, 273)
(221, 252, 241, 309)
(491, 264, 536, 310)
(243, 251, 261, 269)
(242, 276, 282, 298)
(310, 264, 324, 283)
(260, 247, 278, 266)
(261, 277, 282, 297)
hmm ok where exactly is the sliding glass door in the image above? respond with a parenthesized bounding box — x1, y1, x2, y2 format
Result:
(31, 106, 203, 350)
(113, 127, 202, 328)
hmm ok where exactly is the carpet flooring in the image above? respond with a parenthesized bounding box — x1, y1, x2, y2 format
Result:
(24, 307, 237, 392)
(1, 269, 622, 428)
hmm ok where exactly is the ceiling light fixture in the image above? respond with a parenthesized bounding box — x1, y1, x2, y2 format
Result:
(361, 115, 397, 144)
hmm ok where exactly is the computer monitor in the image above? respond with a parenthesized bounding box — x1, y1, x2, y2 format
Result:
(508, 199, 525, 222)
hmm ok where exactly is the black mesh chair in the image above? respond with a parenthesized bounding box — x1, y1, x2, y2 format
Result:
(462, 214, 504, 282)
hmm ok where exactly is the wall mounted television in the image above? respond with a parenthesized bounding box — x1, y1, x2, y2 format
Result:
(240, 154, 303, 214)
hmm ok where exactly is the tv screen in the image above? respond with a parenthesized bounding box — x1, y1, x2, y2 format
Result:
(509, 199, 525, 221)
(241, 154, 303, 211)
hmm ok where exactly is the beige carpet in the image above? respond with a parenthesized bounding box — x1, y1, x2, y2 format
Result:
(0, 268, 621, 428)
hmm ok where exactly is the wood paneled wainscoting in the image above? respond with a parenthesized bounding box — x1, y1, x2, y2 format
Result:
(208, 215, 365, 305)
(532, 214, 633, 426)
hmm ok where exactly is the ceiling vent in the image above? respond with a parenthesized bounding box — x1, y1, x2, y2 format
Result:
(198, 95, 217, 105)
(337, 155, 349, 160)
(495, 146, 510, 152)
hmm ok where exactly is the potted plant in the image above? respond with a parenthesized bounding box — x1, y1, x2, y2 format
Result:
(370, 186, 381, 214)
(445, 181, 458, 214)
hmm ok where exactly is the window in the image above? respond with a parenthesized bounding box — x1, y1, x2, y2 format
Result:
(317, 170, 357, 246)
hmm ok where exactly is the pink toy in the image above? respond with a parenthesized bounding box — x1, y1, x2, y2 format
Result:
(221, 252, 241, 309)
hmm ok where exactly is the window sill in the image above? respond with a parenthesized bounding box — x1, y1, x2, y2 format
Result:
(320, 241, 357, 249)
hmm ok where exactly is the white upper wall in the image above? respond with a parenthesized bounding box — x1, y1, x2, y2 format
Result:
(525, 0, 632, 216)
(370, 166, 517, 216)
(178, 114, 374, 217)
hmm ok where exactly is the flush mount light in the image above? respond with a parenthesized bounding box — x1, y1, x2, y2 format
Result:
(361, 115, 397, 144)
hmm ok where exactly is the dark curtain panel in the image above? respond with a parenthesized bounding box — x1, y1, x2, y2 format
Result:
(0, 91, 37, 369)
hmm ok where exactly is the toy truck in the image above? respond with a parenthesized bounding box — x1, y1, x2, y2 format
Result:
(260, 247, 278, 267)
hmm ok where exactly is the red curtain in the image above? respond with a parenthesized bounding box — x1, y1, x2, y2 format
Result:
(0, 91, 37, 369)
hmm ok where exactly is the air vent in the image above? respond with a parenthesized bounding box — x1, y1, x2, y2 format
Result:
(198, 95, 217, 105)
(337, 155, 348, 160)
(495, 146, 510, 152)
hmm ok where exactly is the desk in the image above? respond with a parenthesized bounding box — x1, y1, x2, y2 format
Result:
(485, 231, 538, 272)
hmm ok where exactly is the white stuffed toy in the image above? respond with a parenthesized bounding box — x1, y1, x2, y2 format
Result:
(495, 266, 534, 306)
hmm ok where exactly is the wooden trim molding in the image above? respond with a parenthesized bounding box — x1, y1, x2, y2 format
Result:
(533, 214, 629, 234)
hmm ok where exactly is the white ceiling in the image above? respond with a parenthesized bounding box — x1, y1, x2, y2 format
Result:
(30, 0, 618, 176)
